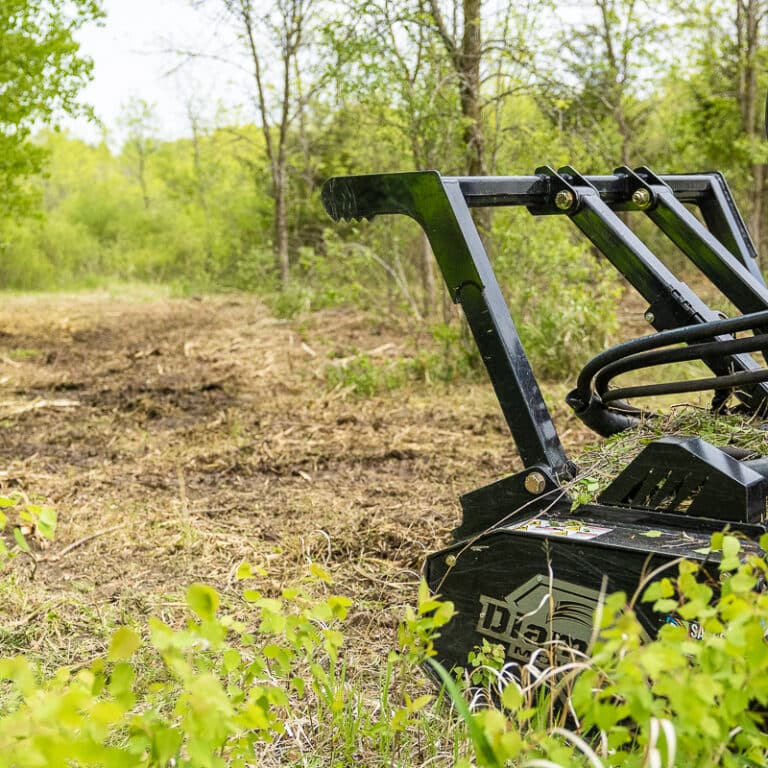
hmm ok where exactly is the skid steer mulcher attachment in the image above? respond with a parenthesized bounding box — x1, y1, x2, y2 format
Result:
(321, 167, 768, 673)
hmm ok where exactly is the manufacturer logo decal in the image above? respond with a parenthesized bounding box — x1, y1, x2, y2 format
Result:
(663, 614, 705, 640)
(476, 576, 602, 667)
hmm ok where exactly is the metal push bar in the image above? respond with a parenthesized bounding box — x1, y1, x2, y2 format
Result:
(322, 167, 768, 484)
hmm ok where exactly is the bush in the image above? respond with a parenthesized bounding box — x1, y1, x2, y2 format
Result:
(492, 212, 622, 380)
(325, 325, 481, 396)
(3, 530, 768, 766)
(0, 565, 457, 767)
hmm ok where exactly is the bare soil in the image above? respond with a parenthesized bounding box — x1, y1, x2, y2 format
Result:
(0, 290, 592, 667)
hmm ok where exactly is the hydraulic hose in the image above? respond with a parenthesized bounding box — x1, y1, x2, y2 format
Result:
(594, 332, 768, 398)
(569, 309, 768, 436)
(574, 309, 768, 406)
(602, 367, 768, 403)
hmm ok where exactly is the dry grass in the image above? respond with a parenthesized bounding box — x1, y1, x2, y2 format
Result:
(0, 290, 586, 673)
(3, 289, 764, 667)
(2, 289, 768, 764)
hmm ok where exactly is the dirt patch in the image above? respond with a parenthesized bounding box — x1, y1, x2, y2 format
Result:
(0, 290, 591, 667)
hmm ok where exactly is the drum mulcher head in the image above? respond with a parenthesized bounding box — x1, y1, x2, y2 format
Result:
(322, 168, 768, 673)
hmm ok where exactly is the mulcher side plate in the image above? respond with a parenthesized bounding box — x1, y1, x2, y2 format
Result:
(425, 509, 749, 671)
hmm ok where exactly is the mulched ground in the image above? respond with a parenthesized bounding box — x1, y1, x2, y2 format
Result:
(0, 290, 596, 669)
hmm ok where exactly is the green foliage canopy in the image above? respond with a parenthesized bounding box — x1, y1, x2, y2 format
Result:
(0, 0, 102, 215)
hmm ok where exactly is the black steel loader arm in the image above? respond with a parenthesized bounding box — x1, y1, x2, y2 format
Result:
(323, 171, 573, 479)
(321, 168, 768, 479)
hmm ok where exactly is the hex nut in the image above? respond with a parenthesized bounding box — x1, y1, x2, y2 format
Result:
(524, 471, 547, 495)
(554, 190, 574, 210)
(632, 188, 652, 209)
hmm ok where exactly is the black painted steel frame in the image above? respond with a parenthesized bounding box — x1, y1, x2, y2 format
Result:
(321, 167, 768, 482)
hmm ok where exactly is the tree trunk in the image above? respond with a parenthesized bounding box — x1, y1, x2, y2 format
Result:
(232, 0, 299, 288)
(275, 159, 290, 286)
(460, 0, 491, 237)
(737, 0, 767, 258)
(460, 0, 485, 177)
(428, 0, 491, 236)
(138, 149, 150, 210)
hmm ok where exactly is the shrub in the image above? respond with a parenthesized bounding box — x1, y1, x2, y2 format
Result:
(324, 322, 482, 397)
(0, 565, 457, 767)
(445, 532, 768, 768)
(3, 534, 768, 766)
(492, 212, 622, 380)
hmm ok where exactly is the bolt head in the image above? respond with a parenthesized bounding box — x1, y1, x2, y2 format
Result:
(644, 311, 655, 324)
(554, 190, 574, 211)
(445, 554, 457, 567)
(632, 188, 651, 208)
(524, 471, 547, 495)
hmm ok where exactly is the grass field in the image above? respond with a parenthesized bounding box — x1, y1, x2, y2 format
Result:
(1, 289, 765, 766)
(0, 290, 559, 764)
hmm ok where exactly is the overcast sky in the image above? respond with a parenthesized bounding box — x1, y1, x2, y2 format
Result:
(65, 1, 594, 147)
(64, 0, 244, 145)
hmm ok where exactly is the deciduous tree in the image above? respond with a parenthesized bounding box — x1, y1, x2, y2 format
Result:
(0, 0, 102, 215)
(550, 0, 669, 167)
(216, 0, 325, 286)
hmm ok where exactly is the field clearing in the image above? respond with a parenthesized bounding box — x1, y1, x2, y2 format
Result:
(1, 290, 767, 765)
(0, 290, 596, 673)
(0, 287, 741, 665)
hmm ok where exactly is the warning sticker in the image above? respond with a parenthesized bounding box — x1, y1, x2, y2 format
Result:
(507, 518, 612, 541)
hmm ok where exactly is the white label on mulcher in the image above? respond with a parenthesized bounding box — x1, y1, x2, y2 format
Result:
(507, 518, 613, 541)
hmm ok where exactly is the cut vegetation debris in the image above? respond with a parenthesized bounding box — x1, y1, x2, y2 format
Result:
(0, 291, 762, 669)
(571, 407, 768, 504)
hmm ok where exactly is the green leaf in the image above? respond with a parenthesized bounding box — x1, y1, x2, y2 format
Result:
(108, 626, 141, 661)
(642, 529, 662, 538)
(186, 583, 220, 620)
(501, 681, 523, 710)
(108, 661, 136, 707)
(310, 562, 332, 583)
(147, 725, 183, 764)
(13, 528, 30, 553)
(407, 693, 432, 713)
(36, 507, 56, 540)
(418, 599, 445, 614)
(729, 569, 755, 593)
(223, 648, 242, 673)
(236, 561, 253, 580)
(723, 535, 741, 559)
(328, 595, 352, 620)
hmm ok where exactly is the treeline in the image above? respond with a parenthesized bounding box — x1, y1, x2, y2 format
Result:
(3, 0, 768, 375)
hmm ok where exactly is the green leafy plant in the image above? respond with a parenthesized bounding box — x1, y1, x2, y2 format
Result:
(0, 567, 460, 767)
(0, 495, 56, 564)
(325, 326, 481, 397)
(5, 538, 768, 767)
